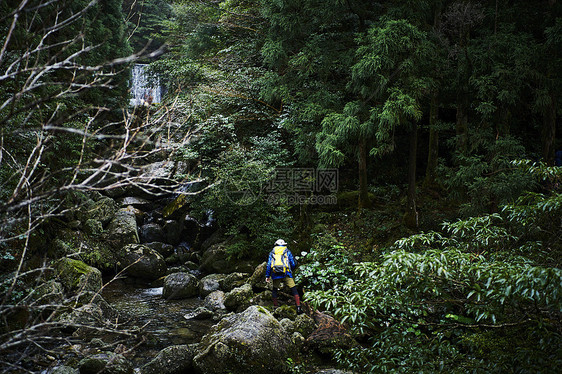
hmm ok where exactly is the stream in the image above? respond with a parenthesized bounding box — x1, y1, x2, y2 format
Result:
(101, 279, 214, 367)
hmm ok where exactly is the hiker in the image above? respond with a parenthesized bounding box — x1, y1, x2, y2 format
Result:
(265, 239, 302, 314)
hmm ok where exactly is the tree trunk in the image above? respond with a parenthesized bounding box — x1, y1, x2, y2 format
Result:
(358, 138, 371, 210)
(541, 92, 556, 166)
(455, 96, 469, 156)
(424, 93, 439, 188)
(405, 123, 418, 228)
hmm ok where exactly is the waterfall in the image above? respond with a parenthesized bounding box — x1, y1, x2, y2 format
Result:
(129, 64, 162, 106)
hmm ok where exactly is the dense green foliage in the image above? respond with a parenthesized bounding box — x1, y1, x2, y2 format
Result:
(146, 1, 561, 372)
(305, 163, 561, 372)
(1, 0, 561, 372)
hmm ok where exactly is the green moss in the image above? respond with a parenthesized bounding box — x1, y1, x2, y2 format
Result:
(162, 194, 188, 218)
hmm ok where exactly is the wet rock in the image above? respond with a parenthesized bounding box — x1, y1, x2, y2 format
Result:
(78, 352, 133, 374)
(184, 307, 214, 320)
(106, 208, 139, 248)
(182, 216, 201, 242)
(140, 344, 196, 374)
(163, 220, 182, 245)
(199, 274, 227, 297)
(144, 242, 174, 258)
(119, 196, 151, 209)
(140, 223, 165, 243)
(224, 283, 253, 311)
(203, 290, 226, 312)
(119, 244, 166, 281)
(50, 366, 78, 374)
(193, 305, 292, 374)
(162, 272, 199, 300)
(56, 258, 102, 293)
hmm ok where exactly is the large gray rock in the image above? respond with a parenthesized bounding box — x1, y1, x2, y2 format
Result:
(199, 274, 227, 297)
(140, 344, 196, 374)
(55, 258, 102, 293)
(119, 244, 166, 281)
(203, 290, 226, 312)
(193, 305, 293, 374)
(162, 272, 199, 299)
(106, 208, 139, 248)
(58, 303, 104, 328)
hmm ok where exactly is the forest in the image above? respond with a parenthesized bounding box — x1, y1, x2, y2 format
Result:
(0, 0, 561, 373)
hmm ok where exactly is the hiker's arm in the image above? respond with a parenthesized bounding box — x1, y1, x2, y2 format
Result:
(265, 252, 272, 279)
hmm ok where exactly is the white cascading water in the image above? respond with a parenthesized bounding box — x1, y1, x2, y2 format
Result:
(129, 64, 162, 106)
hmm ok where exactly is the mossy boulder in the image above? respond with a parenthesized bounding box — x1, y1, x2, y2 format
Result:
(119, 244, 166, 281)
(79, 197, 118, 226)
(21, 280, 64, 306)
(78, 352, 133, 374)
(219, 272, 248, 292)
(140, 344, 197, 374)
(84, 219, 103, 236)
(55, 258, 102, 293)
(106, 208, 139, 249)
(50, 229, 116, 271)
(224, 283, 253, 311)
(293, 313, 316, 337)
(193, 305, 293, 374)
(248, 262, 267, 290)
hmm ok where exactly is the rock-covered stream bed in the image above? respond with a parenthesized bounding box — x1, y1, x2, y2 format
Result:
(3, 188, 356, 374)
(101, 280, 214, 366)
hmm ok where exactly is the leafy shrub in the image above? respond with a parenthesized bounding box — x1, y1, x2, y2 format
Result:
(303, 161, 562, 373)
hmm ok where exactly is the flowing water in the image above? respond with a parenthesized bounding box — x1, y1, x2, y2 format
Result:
(101, 279, 214, 366)
(129, 64, 162, 106)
